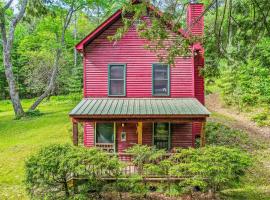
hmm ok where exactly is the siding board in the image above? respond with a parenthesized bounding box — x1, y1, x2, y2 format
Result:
(84, 18, 193, 98)
(84, 122, 95, 147)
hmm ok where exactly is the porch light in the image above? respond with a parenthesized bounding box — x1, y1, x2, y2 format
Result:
(122, 123, 125, 127)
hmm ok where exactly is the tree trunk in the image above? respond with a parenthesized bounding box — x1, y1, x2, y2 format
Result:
(74, 11, 77, 68)
(0, 0, 28, 118)
(29, 48, 61, 111)
(29, 6, 74, 111)
(2, 47, 24, 117)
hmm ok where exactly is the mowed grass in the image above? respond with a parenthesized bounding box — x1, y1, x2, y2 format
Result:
(0, 95, 80, 199)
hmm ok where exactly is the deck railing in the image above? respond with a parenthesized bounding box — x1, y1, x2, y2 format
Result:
(67, 152, 188, 186)
(106, 152, 173, 176)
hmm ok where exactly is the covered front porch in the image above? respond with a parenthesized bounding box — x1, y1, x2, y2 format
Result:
(69, 98, 210, 157)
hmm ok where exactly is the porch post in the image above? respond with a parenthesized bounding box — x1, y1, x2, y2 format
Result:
(73, 121, 79, 146)
(200, 122, 206, 147)
(137, 122, 143, 145)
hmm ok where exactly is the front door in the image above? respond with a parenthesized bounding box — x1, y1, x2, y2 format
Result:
(153, 123, 170, 150)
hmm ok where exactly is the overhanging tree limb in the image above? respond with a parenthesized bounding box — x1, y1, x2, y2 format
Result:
(4, 0, 14, 10)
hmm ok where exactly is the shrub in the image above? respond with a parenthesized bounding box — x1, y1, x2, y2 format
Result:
(25, 144, 122, 199)
(126, 144, 166, 175)
(113, 174, 148, 199)
(25, 109, 43, 117)
(169, 146, 252, 194)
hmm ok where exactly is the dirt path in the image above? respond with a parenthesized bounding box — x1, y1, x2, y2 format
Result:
(206, 93, 270, 139)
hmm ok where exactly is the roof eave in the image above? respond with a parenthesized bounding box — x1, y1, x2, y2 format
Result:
(75, 9, 122, 52)
(75, 3, 188, 52)
(69, 114, 210, 119)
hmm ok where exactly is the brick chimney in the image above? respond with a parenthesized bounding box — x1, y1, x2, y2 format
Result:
(186, 2, 204, 36)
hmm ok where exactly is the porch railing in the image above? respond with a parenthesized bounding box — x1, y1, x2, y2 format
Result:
(108, 152, 172, 176)
(67, 152, 188, 186)
(95, 143, 114, 153)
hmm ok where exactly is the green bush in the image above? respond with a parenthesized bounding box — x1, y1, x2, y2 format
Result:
(126, 145, 252, 197)
(25, 109, 43, 117)
(126, 144, 166, 175)
(25, 144, 122, 199)
(169, 146, 252, 194)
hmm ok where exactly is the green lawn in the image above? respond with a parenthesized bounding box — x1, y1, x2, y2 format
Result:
(0, 96, 80, 199)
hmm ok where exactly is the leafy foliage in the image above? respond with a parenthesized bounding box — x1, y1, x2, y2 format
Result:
(169, 146, 252, 193)
(126, 144, 252, 196)
(25, 144, 122, 199)
(125, 144, 166, 175)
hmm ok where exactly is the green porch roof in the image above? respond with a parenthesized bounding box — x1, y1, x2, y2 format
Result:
(69, 98, 210, 118)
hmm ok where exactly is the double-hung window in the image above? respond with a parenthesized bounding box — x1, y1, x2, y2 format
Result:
(152, 64, 170, 96)
(108, 64, 126, 96)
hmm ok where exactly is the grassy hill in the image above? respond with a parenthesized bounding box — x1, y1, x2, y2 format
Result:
(0, 95, 80, 199)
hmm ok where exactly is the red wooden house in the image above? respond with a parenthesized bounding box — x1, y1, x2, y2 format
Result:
(70, 1, 210, 158)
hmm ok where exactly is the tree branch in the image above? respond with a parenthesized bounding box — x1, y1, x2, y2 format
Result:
(252, 0, 270, 35)
(217, 0, 227, 54)
(4, 0, 14, 10)
(186, 0, 216, 35)
(7, 0, 28, 49)
(0, 11, 7, 48)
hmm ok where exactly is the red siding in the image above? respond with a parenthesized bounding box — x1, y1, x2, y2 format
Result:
(187, 4, 204, 36)
(171, 123, 193, 148)
(116, 123, 138, 153)
(83, 122, 193, 149)
(192, 52, 205, 138)
(194, 54, 205, 104)
(84, 18, 194, 98)
(84, 122, 95, 147)
(142, 123, 153, 146)
(187, 3, 205, 140)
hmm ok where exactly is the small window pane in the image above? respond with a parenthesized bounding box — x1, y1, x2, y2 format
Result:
(96, 123, 114, 143)
(110, 80, 124, 95)
(154, 80, 168, 95)
(154, 66, 168, 79)
(110, 65, 124, 79)
(154, 123, 169, 149)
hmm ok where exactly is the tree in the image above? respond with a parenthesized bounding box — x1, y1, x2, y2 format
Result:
(29, 0, 78, 111)
(0, 0, 28, 118)
(29, 0, 115, 110)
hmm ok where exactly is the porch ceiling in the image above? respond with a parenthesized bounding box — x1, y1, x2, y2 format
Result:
(69, 98, 210, 120)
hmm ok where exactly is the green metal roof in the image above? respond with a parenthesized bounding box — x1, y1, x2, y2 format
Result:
(70, 98, 210, 117)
